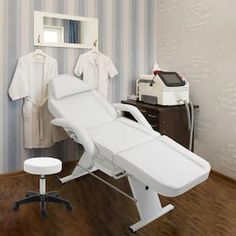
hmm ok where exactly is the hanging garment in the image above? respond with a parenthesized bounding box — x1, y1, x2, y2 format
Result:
(74, 51, 118, 99)
(8, 53, 67, 149)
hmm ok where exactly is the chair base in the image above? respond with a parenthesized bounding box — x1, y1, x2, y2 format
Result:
(13, 191, 73, 219)
(127, 176, 174, 232)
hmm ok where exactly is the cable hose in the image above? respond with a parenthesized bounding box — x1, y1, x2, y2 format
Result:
(184, 100, 191, 130)
(184, 100, 194, 150)
(189, 100, 194, 151)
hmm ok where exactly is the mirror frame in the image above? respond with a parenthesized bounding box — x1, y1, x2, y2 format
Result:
(34, 11, 98, 49)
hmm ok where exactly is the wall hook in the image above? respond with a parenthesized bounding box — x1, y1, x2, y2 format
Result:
(93, 39, 97, 47)
(37, 34, 41, 44)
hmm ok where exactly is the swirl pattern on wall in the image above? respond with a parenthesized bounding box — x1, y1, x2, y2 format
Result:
(158, 0, 177, 13)
(194, 112, 211, 140)
(216, 144, 236, 179)
(184, 0, 211, 31)
(158, 35, 178, 60)
(157, 0, 236, 180)
(182, 56, 212, 83)
(217, 83, 236, 116)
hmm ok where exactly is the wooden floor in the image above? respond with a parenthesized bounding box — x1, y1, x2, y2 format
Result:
(0, 162, 235, 236)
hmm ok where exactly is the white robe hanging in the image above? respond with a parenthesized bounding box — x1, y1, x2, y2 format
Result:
(8, 53, 67, 149)
(74, 51, 118, 99)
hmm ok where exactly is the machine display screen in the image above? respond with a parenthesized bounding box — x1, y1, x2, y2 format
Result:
(158, 72, 185, 87)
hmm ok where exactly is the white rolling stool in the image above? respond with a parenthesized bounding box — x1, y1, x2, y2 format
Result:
(13, 157, 73, 218)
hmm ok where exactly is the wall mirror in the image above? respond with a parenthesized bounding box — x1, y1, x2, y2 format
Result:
(34, 11, 98, 49)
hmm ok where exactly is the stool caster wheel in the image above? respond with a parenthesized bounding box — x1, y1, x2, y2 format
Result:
(12, 204, 19, 212)
(40, 210, 48, 219)
(128, 227, 136, 234)
(66, 204, 73, 212)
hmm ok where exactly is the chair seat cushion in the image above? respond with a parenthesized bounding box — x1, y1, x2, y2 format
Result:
(24, 157, 62, 175)
(88, 117, 160, 160)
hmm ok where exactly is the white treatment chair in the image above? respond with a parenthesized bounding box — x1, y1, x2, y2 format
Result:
(48, 75, 211, 232)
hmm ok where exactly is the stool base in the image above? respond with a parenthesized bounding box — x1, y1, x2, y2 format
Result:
(13, 191, 73, 219)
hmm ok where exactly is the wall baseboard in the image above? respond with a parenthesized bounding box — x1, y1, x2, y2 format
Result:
(0, 170, 26, 180)
(210, 170, 236, 184)
(0, 161, 235, 184)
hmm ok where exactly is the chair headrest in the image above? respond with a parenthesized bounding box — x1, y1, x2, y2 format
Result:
(51, 74, 91, 99)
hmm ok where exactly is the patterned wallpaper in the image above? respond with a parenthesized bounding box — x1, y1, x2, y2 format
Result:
(2, 0, 234, 180)
(0, 0, 157, 173)
(156, 0, 236, 180)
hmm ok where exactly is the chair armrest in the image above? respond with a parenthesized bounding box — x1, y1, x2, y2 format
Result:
(113, 103, 152, 130)
(51, 118, 97, 169)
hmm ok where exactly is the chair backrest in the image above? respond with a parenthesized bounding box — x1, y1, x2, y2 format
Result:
(48, 75, 118, 129)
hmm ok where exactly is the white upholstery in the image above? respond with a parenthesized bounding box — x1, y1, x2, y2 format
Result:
(48, 75, 210, 197)
(116, 138, 210, 197)
(49, 90, 117, 129)
(88, 117, 159, 160)
(24, 157, 62, 175)
(52, 75, 91, 99)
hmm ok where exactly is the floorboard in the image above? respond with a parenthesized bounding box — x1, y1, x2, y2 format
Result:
(0, 162, 235, 236)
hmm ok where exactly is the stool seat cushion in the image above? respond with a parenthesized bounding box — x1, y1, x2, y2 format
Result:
(24, 157, 62, 175)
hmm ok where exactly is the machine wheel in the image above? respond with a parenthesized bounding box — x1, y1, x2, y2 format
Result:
(40, 210, 48, 219)
(66, 204, 73, 212)
(12, 204, 19, 212)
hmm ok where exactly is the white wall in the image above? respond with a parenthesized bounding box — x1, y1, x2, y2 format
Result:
(156, 0, 236, 180)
